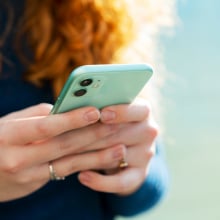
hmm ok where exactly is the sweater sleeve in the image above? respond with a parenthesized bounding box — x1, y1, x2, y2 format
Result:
(102, 141, 169, 217)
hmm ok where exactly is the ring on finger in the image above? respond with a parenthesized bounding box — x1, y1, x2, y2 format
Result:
(48, 161, 65, 181)
(119, 158, 128, 169)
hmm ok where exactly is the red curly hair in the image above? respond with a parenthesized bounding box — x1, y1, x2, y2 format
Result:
(15, 0, 176, 99)
(16, 0, 134, 96)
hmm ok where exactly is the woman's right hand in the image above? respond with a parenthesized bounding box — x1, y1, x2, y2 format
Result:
(0, 104, 126, 202)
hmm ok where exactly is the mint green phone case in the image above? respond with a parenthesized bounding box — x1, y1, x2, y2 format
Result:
(51, 63, 153, 114)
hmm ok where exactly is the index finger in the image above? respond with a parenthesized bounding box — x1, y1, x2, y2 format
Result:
(1, 107, 100, 145)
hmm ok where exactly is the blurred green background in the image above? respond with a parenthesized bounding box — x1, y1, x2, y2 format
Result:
(118, 0, 220, 219)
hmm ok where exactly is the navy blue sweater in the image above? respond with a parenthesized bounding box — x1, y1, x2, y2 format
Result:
(0, 1, 169, 219)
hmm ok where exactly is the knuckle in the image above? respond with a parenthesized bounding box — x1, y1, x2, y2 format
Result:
(2, 157, 25, 174)
(57, 138, 70, 151)
(97, 150, 113, 168)
(136, 99, 151, 119)
(143, 102, 151, 118)
(146, 145, 156, 160)
(148, 122, 159, 140)
(35, 120, 50, 137)
(93, 124, 118, 140)
(16, 174, 32, 185)
(67, 161, 79, 175)
(97, 152, 107, 167)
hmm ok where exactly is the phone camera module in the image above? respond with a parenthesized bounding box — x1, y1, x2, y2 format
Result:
(80, 79, 93, 87)
(74, 89, 87, 97)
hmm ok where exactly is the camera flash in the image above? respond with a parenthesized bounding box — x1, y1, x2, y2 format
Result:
(92, 83, 100, 88)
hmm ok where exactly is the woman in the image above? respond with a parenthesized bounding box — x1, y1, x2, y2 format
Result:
(0, 0, 175, 219)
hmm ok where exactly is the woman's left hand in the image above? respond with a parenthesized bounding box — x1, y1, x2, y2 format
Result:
(78, 98, 159, 196)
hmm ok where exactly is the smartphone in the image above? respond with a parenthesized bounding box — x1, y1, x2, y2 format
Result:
(51, 63, 153, 114)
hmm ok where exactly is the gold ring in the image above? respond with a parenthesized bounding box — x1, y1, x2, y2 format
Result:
(48, 162, 65, 181)
(119, 159, 128, 169)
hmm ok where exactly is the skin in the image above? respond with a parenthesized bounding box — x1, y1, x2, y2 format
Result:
(0, 98, 158, 202)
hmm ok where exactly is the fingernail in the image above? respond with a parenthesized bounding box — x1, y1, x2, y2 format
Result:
(101, 110, 116, 122)
(84, 110, 100, 122)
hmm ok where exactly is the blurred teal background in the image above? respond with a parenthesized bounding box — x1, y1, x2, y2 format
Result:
(119, 0, 220, 219)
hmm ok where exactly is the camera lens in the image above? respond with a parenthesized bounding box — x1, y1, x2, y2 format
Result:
(74, 89, 87, 97)
(80, 79, 93, 87)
